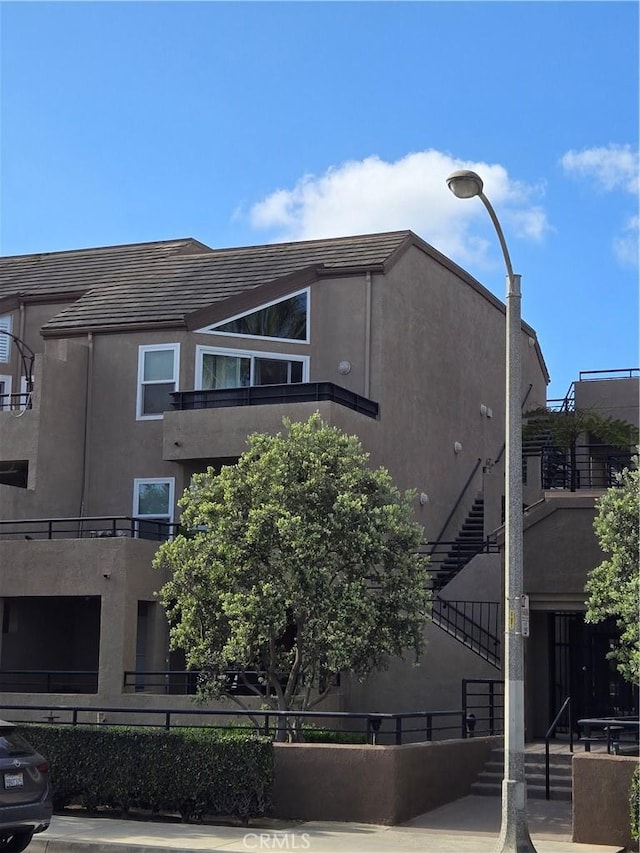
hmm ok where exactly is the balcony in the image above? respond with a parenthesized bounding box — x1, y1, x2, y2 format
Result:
(526, 445, 635, 492)
(0, 516, 177, 542)
(163, 381, 380, 462)
(0, 393, 38, 487)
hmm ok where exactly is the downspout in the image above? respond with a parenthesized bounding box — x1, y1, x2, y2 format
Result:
(18, 299, 26, 390)
(364, 272, 372, 399)
(79, 332, 94, 528)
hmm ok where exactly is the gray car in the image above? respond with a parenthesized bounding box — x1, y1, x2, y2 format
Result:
(0, 721, 51, 852)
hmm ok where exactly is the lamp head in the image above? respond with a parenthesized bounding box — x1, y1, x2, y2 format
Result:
(446, 170, 484, 200)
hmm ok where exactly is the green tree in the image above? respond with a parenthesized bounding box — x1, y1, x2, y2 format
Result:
(154, 414, 430, 730)
(585, 461, 639, 684)
(523, 406, 638, 491)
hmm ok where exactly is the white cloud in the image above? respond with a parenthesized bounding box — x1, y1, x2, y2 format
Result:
(561, 144, 639, 194)
(613, 215, 639, 267)
(246, 150, 551, 271)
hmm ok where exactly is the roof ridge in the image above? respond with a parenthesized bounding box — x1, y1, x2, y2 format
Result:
(0, 237, 211, 261)
(196, 230, 414, 256)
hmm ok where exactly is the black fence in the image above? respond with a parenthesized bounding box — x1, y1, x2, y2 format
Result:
(0, 670, 98, 694)
(462, 678, 504, 737)
(0, 516, 178, 542)
(171, 381, 379, 419)
(0, 392, 32, 412)
(0, 702, 481, 745)
(532, 445, 635, 491)
(0, 678, 505, 743)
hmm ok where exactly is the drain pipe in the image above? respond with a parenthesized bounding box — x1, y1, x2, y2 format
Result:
(78, 333, 94, 529)
(364, 272, 372, 398)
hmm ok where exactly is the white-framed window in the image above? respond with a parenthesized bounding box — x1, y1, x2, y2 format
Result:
(0, 315, 12, 363)
(197, 289, 310, 344)
(0, 375, 11, 411)
(133, 478, 175, 540)
(195, 346, 309, 391)
(136, 344, 180, 420)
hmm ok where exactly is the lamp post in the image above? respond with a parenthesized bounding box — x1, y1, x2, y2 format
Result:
(446, 169, 536, 853)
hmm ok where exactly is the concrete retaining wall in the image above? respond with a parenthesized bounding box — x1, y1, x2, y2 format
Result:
(273, 735, 499, 824)
(573, 753, 638, 850)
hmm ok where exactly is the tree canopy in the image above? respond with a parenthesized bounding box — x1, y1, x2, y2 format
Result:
(523, 406, 638, 491)
(154, 414, 430, 721)
(585, 461, 639, 685)
(523, 406, 638, 452)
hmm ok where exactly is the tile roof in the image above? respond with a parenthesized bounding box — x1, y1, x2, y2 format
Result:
(0, 232, 413, 335)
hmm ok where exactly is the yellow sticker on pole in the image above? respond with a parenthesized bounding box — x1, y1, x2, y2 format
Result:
(509, 611, 515, 630)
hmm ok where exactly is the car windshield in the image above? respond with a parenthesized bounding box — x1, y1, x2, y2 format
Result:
(0, 730, 33, 757)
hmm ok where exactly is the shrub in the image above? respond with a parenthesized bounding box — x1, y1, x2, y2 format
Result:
(301, 726, 367, 744)
(19, 724, 272, 821)
(631, 765, 639, 842)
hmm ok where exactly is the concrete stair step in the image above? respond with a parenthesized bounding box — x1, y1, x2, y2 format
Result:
(473, 747, 574, 803)
(485, 761, 572, 778)
(470, 782, 572, 802)
(478, 770, 571, 787)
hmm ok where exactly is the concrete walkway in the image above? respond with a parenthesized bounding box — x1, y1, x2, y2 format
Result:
(29, 796, 626, 853)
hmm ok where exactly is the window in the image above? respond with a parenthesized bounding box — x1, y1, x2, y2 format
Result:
(133, 478, 175, 540)
(137, 344, 179, 419)
(0, 376, 11, 411)
(201, 290, 309, 343)
(0, 315, 12, 363)
(196, 346, 308, 391)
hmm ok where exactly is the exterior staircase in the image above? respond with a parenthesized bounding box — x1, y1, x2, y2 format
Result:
(430, 494, 485, 591)
(426, 493, 502, 667)
(470, 745, 572, 801)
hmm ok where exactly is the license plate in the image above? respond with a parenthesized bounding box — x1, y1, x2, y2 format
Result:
(4, 772, 23, 789)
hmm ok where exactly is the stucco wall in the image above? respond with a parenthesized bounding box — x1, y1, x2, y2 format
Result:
(523, 496, 601, 597)
(273, 736, 499, 824)
(573, 753, 638, 850)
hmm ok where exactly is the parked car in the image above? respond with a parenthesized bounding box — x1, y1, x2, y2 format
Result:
(0, 721, 51, 852)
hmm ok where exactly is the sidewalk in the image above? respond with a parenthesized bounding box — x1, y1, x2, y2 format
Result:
(29, 795, 626, 853)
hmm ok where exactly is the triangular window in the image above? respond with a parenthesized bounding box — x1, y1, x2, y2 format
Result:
(206, 290, 308, 342)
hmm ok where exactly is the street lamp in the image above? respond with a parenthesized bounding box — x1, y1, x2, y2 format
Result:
(446, 169, 536, 853)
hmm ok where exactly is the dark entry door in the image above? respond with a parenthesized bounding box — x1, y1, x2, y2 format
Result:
(550, 612, 638, 731)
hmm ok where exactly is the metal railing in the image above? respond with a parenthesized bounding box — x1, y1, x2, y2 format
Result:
(0, 701, 475, 745)
(461, 678, 504, 737)
(425, 535, 499, 588)
(431, 600, 500, 668)
(544, 696, 572, 800)
(578, 368, 639, 382)
(0, 392, 32, 412)
(0, 516, 179, 542)
(171, 381, 379, 419)
(0, 670, 98, 694)
(536, 445, 635, 490)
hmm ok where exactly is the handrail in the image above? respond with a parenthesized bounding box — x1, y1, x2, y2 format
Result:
(578, 368, 639, 381)
(431, 598, 501, 668)
(544, 695, 572, 800)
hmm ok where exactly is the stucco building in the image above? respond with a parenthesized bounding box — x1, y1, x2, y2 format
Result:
(0, 232, 635, 734)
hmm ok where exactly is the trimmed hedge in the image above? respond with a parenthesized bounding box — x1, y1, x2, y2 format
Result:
(631, 764, 639, 842)
(19, 724, 272, 822)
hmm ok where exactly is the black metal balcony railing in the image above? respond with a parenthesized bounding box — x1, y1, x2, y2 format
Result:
(0, 670, 98, 694)
(170, 381, 379, 419)
(532, 445, 636, 491)
(0, 392, 32, 412)
(0, 516, 178, 542)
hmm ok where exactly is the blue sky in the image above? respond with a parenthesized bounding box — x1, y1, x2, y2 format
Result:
(1, 1, 637, 399)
